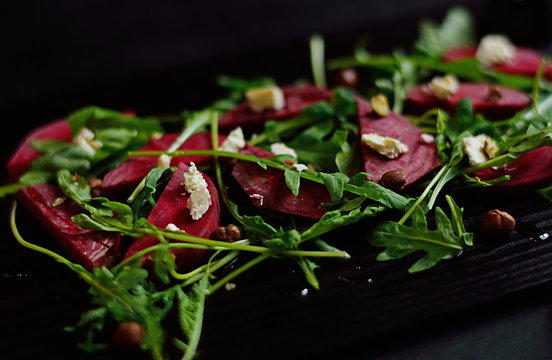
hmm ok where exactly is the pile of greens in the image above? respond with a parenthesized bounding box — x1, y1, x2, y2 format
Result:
(5, 6, 552, 360)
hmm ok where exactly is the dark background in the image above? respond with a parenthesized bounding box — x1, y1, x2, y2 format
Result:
(3, 0, 552, 359)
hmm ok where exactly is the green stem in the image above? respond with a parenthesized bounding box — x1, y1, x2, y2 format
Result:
(398, 165, 448, 225)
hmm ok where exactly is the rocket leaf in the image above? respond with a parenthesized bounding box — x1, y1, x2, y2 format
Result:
(369, 203, 471, 273)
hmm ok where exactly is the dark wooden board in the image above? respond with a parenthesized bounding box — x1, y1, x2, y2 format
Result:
(3, 1, 552, 359)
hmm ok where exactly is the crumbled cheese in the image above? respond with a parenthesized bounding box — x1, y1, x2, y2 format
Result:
(245, 86, 286, 112)
(219, 127, 245, 153)
(182, 162, 208, 193)
(420, 133, 435, 144)
(187, 187, 212, 220)
(73, 127, 102, 156)
(462, 134, 499, 166)
(52, 197, 66, 207)
(225, 282, 237, 291)
(165, 223, 185, 232)
(361, 133, 408, 159)
(476, 34, 515, 66)
(157, 154, 172, 168)
(292, 163, 309, 172)
(370, 94, 390, 117)
(429, 74, 459, 100)
(249, 193, 264, 206)
(182, 162, 211, 220)
(270, 143, 297, 158)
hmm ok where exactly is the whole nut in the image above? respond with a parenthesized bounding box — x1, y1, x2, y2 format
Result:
(486, 84, 503, 102)
(380, 170, 407, 192)
(333, 68, 358, 88)
(87, 178, 103, 197)
(210, 225, 242, 242)
(114, 321, 146, 349)
(482, 209, 516, 236)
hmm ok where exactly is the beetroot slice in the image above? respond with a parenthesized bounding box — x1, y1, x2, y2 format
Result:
(473, 146, 552, 190)
(124, 162, 221, 272)
(405, 82, 531, 119)
(442, 46, 552, 81)
(16, 184, 121, 271)
(100, 132, 226, 200)
(358, 97, 441, 186)
(219, 85, 332, 134)
(7, 119, 72, 181)
(231, 145, 331, 220)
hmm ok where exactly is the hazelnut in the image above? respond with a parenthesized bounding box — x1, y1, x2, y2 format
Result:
(333, 68, 358, 88)
(210, 225, 242, 242)
(380, 170, 407, 192)
(482, 209, 516, 236)
(114, 321, 146, 349)
(486, 84, 502, 102)
(87, 178, 103, 197)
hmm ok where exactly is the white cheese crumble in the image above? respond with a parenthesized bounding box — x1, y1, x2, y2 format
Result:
(361, 133, 409, 159)
(292, 163, 309, 172)
(462, 134, 499, 166)
(157, 154, 172, 168)
(165, 223, 186, 232)
(182, 162, 208, 193)
(187, 187, 212, 221)
(475, 34, 515, 66)
(270, 142, 297, 158)
(245, 86, 286, 112)
(429, 74, 459, 100)
(219, 127, 246, 153)
(421, 133, 435, 144)
(73, 127, 102, 156)
(182, 162, 211, 220)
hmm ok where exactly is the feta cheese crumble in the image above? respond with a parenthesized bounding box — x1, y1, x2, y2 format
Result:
(165, 223, 185, 232)
(182, 162, 211, 220)
(361, 133, 409, 159)
(245, 86, 286, 112)
(292, 163, 309, 172)
(157, 154, 172, 168)
(219, 127, 245, 153)
(462, 134, 499, 166)
(270, 142, 297, 158)
(73, 127, 102, 156)
(475, 34, 515, 66)
(429, 74, 459, 100)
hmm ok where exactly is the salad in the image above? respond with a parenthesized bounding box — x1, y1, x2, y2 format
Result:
(4, 6, 552, 359)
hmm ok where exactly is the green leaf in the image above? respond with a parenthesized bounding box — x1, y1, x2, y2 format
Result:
(319, 172, 349, 203)
(369, 205, 470, 273)
(57, 169, 91, 205)
(284, 169, 301, 197)
(415, 6, 475, 56)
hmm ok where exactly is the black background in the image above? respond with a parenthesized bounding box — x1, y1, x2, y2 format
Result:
(3, 1, 552, 359)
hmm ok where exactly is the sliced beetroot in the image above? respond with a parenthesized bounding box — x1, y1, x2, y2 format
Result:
(472, 146, 552, 190)
(124, 162, 220, 272)
(405, 82, 531, 119)
(358, 97, 441, 187)
(231, 145, 331, 220)
(219, 85, 332, 135)
(7, 119, 72, 181)
(101, 132, 226, 200)
(16, 184, 121, 271)
(442, 46, 552, 81)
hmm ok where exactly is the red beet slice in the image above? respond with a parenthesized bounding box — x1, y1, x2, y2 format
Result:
(7, 119, 72, 181)
(231, 145, 331, 220)
(443, 46, 552, 81)
(124, 162, 220, 272)
(358, 97, 441, 186)
(16, 184, 121, 270)
(472, 146, 552, 190)
(101, 132, 226, 200)
(405, 82, 531, 119)
(219, 85, 332, 134)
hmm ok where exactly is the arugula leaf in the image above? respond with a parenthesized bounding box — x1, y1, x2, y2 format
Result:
(173, 277, 209, 360)
(369, 203, 471, 273)
(284, 169, 301, 197)
(415, 6, 475, 57)
(130, 167, 176, 220)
